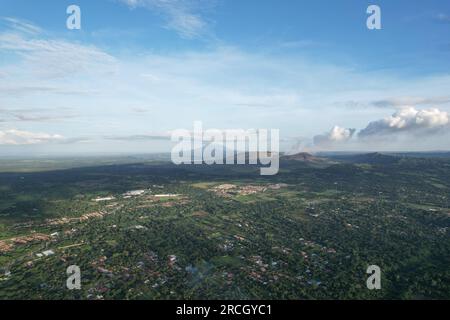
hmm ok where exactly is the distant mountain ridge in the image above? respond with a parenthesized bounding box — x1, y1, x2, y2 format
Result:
(323, 152, 401, 164)
(282, 152, 318, 161)
(280, 152, 334, 165)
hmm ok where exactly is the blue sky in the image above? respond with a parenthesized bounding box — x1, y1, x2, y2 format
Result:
(0, 0, 450, 155)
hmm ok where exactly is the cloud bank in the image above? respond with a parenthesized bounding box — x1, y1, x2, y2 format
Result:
(311, 107, 450, 151)
(0, 129, 63, 145)
(359, 107, 449, 138)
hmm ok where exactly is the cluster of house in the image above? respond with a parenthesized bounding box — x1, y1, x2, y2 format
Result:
(46, 210, 109, 226)
(0, 241, 13, 253)
(93, 196, 116, 202)
(0, 233, 51, 253)
(211, 183, 288, 197)
(93, 188, 179, 201)
(122, 190, 146, 199)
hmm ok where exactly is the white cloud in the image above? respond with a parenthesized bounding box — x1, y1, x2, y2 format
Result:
(1, 17, 42, 35)
(104, 132, 172, 141)
(119, 0, 211, 39)
(0, 85, 99, 96)
(0, 29, 117, 79)
(304, 107, 450, 152)
(313, 126, 355, 148)
(372, 96, 450, 108)
(359, 107, 449, 138)
(0, 129, 64, 145)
